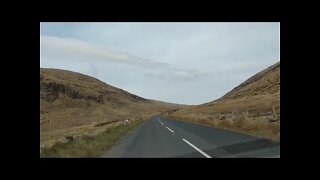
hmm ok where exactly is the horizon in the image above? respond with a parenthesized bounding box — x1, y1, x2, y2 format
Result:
(40, 22, 280, 105)
(39, 60, 278, 105)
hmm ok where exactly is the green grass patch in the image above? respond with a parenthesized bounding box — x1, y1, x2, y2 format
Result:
(40, 120, 142, 158)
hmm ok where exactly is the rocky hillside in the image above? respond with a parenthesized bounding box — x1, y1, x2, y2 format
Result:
(40, 68, 148, 105)
(40, 68, 185, 148)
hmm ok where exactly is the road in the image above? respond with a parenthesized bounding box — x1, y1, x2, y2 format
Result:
(102, 115, 280, 158)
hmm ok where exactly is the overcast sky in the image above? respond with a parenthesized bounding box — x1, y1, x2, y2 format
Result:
(40, 22, 280, 105)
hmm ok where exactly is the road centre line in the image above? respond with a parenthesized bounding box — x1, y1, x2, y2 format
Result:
(165, 126, 175, 133)
(158, 119, 164, 125)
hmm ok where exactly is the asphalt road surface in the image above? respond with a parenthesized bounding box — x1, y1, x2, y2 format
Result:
(102, 115, 280, 158)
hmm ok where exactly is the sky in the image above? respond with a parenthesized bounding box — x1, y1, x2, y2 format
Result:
(40, 22, 280, 105)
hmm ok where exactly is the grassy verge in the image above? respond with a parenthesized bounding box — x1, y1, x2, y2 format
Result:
(40, 119, 143, 158)
(168, 115, 280, 142)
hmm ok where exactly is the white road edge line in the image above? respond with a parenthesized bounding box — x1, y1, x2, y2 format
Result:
(160, 122, 164, 125)
(166, 126, 175, 133)
(182, 138, 212, 158)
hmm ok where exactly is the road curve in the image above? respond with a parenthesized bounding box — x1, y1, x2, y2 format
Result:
(102, 115, 280, 158)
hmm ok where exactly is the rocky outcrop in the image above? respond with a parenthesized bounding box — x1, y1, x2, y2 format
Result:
(40, 81, 109, 104)
(40, 82, 83, 102)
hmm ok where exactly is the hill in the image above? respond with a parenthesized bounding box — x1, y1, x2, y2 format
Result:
(40, 68, 185, 148)
(169, 61, 280, 141)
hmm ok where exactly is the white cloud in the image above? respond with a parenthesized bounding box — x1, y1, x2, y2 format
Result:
(41, 35, 206, 82)
(40, 35, 168, 68)
(169, 68, 207, 81)
(144, 67, 207, 82)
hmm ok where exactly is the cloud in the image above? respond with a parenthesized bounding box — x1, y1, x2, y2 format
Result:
(144, 68, 207, 81)
(40, 35, 168, 68)
(169, 68, 207, 81)
(41, 35, 206, 81)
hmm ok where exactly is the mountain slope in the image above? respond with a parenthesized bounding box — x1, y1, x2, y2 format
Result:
(169, 61, 280, 141)
(40, 68, 185, 148)
(221, 61, 280, 100)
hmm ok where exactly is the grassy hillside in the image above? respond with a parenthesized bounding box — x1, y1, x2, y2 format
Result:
(40, 68, 185, 149)
(168, 61, 280, 141)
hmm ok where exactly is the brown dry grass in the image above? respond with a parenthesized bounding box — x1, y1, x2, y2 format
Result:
(40, 118, 144, 157)
(221, 61, 280, 99)
(169, 114, 280, 142)
(169, 61, 280, 142)
(173, 93, 279, 119)
(40, 68, 185, 149)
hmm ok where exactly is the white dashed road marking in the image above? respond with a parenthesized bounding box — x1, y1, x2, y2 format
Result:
(158, 119, 164, 125)
(166, 126, 175, 134)
(158, 118, 212, 158)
